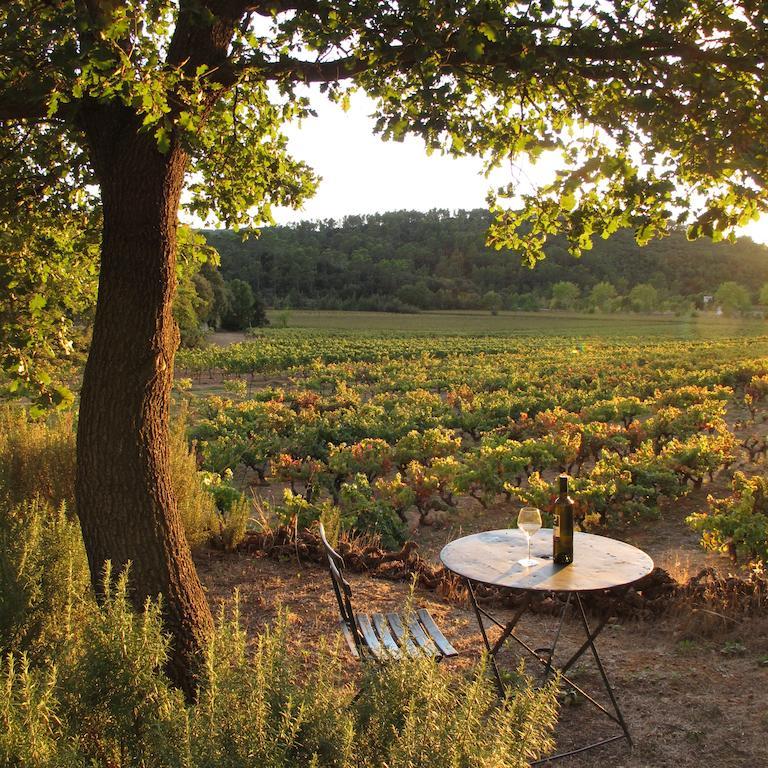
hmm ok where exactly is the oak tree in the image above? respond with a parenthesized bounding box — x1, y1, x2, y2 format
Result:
(715, 280, 752, 315)
(2, 0, 766, 694)
(550, 280, 580, 310)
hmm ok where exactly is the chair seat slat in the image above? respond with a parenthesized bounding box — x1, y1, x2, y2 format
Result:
(339, 620, 359, 658)
(407, 617, 437, 656)
(357, 614, 387, 659)
(386, 612, 420, 656)
(321, 522, 457, 665)
(372, 613, 403, 659)
(417, 609, 459, 658)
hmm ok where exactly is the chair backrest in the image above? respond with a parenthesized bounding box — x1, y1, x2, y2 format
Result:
(318, 523, 363, 653)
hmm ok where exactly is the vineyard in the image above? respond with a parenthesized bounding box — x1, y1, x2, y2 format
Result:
(178, 332, 768, 562)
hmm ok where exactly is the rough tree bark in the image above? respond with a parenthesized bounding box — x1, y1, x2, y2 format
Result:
(75, 102, 213, 698)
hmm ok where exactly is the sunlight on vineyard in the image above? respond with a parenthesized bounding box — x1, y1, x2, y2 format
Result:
(177, 331, 768, 564)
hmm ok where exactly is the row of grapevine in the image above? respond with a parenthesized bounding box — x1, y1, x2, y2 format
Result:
(183, 333, 768, 550)
(178, 333, 768, 396)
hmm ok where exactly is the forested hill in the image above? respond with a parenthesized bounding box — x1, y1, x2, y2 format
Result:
(201, 209, 768, 312)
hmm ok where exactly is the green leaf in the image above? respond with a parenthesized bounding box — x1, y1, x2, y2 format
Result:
(155, 125, 171, 154)
(51, 384, 75, 409)
(477, 22, 497, 42)
(29, 293, 47, 312)
(29, 404, 46, 419)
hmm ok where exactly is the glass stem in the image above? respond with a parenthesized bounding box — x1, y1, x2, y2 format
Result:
(528, 535, 532, 562)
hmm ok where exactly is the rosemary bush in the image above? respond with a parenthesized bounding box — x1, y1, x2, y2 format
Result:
(0, 498, 91, 662)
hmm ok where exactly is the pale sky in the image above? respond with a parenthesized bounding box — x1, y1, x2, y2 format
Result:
(271, 91, 537, 225)
(271, 90, 768, 244)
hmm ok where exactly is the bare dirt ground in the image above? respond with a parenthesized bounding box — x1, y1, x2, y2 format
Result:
(195, 487, 768, 768)
(208, 331, 249, 346)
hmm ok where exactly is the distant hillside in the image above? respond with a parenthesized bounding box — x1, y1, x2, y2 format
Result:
(201, 209, 768, 312)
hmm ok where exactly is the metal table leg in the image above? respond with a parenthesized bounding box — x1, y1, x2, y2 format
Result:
(465, 580, 632, 763)
(466, 578, 530, 696)
(538, 592, 571, 686)
(574, 592, 633, 745)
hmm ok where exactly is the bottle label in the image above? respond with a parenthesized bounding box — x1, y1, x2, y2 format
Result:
(553, 514, 560, 537)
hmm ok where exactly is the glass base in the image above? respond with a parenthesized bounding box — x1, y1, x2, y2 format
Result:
(518, 557, 539, 567)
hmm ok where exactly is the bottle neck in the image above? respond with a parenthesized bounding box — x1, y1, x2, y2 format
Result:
(558, 474, 568, 496)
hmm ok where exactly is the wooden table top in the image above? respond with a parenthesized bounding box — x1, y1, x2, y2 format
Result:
(440, 528, 654, 592)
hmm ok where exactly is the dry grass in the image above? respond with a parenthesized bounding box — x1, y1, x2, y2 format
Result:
(0, 407, 76, 508)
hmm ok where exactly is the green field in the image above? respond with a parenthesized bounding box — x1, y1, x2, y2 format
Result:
(265, 308, 767, 338)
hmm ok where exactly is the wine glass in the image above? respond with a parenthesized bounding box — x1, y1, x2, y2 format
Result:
(517, 506, 542, 566)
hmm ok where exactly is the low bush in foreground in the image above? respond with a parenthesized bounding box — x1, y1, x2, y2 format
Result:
(0, 498, 92, 663)
(0, 495, 558, 768)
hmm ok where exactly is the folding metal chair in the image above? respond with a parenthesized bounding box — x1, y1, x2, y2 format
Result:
(319, 523, 458, 661)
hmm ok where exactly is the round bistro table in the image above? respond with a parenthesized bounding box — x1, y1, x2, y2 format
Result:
(440, 528, 654, 764)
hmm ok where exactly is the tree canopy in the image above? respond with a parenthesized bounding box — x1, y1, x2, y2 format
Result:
(4, 1, 767, 389)
(3, 1, 767, 241)
(715, 280, 752, 315)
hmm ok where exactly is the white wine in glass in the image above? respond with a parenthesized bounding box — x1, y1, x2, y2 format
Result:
(517, 506, 542, 566)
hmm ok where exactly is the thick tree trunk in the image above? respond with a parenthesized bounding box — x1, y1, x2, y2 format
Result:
(76, 103, 213, 698)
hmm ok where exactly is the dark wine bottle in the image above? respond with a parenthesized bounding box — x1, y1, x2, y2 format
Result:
(552, 473, 574, 564)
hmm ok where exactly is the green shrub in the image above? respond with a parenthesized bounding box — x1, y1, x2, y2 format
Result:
(355, 656, 557, 768)
(0, 407, 76, 508)
(204, 473, 243, 514)
(274, 488, 343, 531)
(1, 590, 558, 768)
(222, 378, 248, 397)
(0, 654, 79, 768)
(0, 497, 91, 662)
(0, 466, 558, 768)
(687, 472, 768, 563)
(275, 477, 407, 550)
(338, 474, 407, 550)
(212, 495, 250, 552)
(58, 567, 188, 768)
(1, 570, 188, 768)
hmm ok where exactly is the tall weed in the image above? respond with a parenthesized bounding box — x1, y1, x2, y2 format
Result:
(0, 498, 91, 662)
(170, 402, 220, 547)
(0, 407, 76, 508)
(0, 405, 224, 548)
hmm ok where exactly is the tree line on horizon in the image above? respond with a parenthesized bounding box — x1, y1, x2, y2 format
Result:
(195, 209, 768, 321)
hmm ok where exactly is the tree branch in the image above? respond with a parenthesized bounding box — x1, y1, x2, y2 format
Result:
(255, 53, 371, 83)
(0, 89, 54, 122)
(218, 27, 762, 91)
